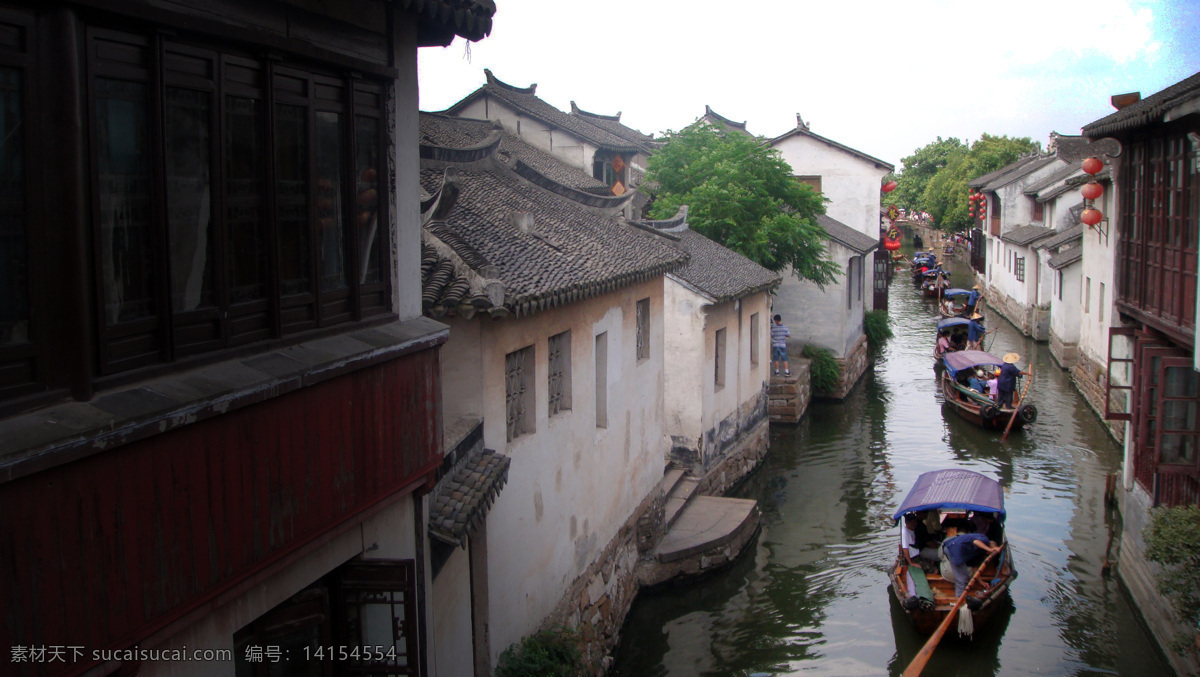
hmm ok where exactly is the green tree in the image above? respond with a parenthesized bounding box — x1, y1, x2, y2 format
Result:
(892, 137, 967, 214)
(645, 123, 839, 286)
(922, 134, 1040, 232)
(1144, 505, 1200, 653)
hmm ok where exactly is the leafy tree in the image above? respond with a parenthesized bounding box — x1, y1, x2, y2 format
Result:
(645, 123, 839, 287)
(922, 134, 1040, 232)
(891, 137, 967, 214)
(1144, 505, 1200, 653)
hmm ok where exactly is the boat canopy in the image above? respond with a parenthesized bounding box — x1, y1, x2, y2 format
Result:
(937, 317, 970, 331)
(892, 469, 1005, 523)
(943, 288, 971, 297)
(922, 268, 945, 277)
(941, 349, 1003, 379)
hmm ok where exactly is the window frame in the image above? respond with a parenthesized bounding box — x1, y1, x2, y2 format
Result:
(547, 330, 571, 417)
(635, 297, 649, 362)
(504, 344, 535, 442)
(714, 327, 727, 390)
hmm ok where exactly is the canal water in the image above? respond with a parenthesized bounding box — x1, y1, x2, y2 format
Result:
(611, 254, 1174, 676)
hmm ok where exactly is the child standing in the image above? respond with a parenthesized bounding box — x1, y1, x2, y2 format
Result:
(771, 314, 791, 376)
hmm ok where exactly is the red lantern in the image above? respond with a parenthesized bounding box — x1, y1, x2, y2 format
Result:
(1081, 208, 1103, 226)
(1082, 157, 1103, 175)
(884, 238, 901, 250)
(1081, 182, 1104, 200)
(968, 188, 975, 194)
(882, 180, 898, 193)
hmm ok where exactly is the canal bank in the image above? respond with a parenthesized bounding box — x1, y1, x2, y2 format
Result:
(611, 254, 1174, 676)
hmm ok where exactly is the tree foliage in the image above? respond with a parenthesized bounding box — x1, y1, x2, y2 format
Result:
(1144, 505, 1200, 652)
(645, 124, 839, 286)
(891, 137, 966, 214)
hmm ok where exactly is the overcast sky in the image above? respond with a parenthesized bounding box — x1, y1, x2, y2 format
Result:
(418, 0, 1200, 171)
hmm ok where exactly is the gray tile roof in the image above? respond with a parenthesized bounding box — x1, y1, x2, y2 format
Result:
(1048, 245, 1083, 270)
(570, 102, 659, 154)
(419, 114, 688, 319)
(635, 208, 781, 302)
(1035, 224, 1083, 251)
(1023, 161, 1083, 196)
(429, 446, 511, 548)
(1083, 70, 1200, 137)
(698, 105, 753, 136)
(768, 116, 894, 171)
(400, 0, 495, 43)
(971, 154, 1060, 192)
(1000, 224, 1056, 246)
(818, 214, 879, 254)
(443, 70, 643, 152)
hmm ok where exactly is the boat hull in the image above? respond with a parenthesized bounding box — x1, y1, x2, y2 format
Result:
(940, 373, 1032, 431)
(889, 552, 1016, 636)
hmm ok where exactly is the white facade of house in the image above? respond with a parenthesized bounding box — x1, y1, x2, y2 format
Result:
(438, 278, 669, 662)
(662, 283, 772, 467)
(455, 95, 600, 173)
(774, 240, 870, 358)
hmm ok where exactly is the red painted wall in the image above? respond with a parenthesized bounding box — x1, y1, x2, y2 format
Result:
(1, 348, 441, 675)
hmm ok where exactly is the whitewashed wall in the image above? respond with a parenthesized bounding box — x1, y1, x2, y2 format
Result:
(770, 134, 890, 238)
(772, 242, 863, 359)
(453, 97, 595, 175)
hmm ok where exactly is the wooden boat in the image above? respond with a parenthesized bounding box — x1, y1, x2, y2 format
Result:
(921, 270, 949, 298)
(938, 288, 972, 317)
(939, 350, 1037, 431)
(890, 469, 1018, 635)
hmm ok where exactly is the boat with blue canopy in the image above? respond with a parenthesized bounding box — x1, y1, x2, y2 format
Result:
(940, 350, 1036, 431)
(939, 288, 972, 317)
(889, 469, 1017, 635)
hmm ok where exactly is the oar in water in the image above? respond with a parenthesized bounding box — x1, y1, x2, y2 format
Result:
(902, 547, 1002, 677)
(1001, 364, 1034, 442)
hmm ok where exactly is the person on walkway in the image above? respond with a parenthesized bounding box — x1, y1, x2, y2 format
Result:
(771, 314, 791, 376)
(967, 313, 986, 350)
(941, 531, 1002, 597)
(965, 284, 983, 316)
(997, 353, 1031, 408)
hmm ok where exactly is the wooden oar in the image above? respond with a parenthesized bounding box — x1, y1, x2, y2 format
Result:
(902, 547, 1002, 677)
(1001, 365, 1034, 442)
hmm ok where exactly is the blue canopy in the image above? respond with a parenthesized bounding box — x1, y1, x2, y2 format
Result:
(892, 469, 1006, 523)
(941, 349, 1003, 379)
(937, 317, 970, 331)
(943, 288, 971, 297)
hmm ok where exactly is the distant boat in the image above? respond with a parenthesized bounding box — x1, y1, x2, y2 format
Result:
(890, 469, 1017, 635)
(938, 288, 972, 317)
(939, 350, 1037, 431)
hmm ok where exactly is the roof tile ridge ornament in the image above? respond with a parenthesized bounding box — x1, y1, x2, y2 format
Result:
(483, 68, 536, 95)
(570, 101, 621, 121)
(419, 126, 504, 164)
(795, 113, 810, 131)
(1055, 136, 1123, 163)
(508, 158, 637, 213)
(704, 104, 748, 131)
(632, 205, 689, 235)
(422, 229, 508, 319)
(421, 167, 461, 225)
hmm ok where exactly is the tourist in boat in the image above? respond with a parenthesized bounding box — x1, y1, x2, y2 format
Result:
(987, 369, 1000, 401)
(967, 369, 987, 393)
(934, 330, 953, 358)
(966, 313, 986, 350)
(970, 511, 1004, 546)
(941, 531, 1003, 597)
(997, 353, 1031, 408)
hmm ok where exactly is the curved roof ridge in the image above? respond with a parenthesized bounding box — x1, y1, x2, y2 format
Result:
(483, 68, 535, 94)
(703, 105, 748, 131)
(633, 206, 689, 234)
(510, 159, 635, 212)
(570, 101, 620, 121)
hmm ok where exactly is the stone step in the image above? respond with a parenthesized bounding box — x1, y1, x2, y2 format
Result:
(663, 476, 699, 529)
(655, 495, 759, 563)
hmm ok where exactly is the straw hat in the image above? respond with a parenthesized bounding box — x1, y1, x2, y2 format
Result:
(971, 312, 983, 320)
(1003, 353, 1021, 364)
(972, 284, 981, 290)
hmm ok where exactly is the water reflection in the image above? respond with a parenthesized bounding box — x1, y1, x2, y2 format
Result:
(612, 252, 1174, 676)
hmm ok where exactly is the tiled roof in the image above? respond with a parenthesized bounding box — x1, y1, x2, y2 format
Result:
(1083, 70, 1200, 137)
(1000, 224, 1055, 246)
(968, 154, 1042, 189)
(973, 154, 1060, 192)
(419, 114, 688, 319)
(818, 214, 879, 254)
(442, 70, 642, 152)
(1035, 224, 1083, 251)
(698, 105, 752, 136)
(1049, 132, 1090, 158)
(768, 115, 894, 171)
(1048, 245, 1083, 270)
(570, 102, 659, 154)
(429, 445, 511, 548)
(635, 207, 781, 302)
(399, 0, 495, 44)
(1023, 161, 1083, 196)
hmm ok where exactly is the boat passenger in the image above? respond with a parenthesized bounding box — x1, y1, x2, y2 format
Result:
(967, 369, 987, 394)
(941, 531, 1003, 597)
(970, 511, 1004, 546)
(934, 330, 952, 358)
(987, 369, 1000, 401)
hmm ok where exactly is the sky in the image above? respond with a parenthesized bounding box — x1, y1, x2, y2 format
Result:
(417, 0, 1200, 172)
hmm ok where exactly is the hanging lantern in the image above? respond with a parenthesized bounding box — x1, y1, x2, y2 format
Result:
(1081, 182, 1104, 200)
(1082, 157, 1103, 175)
(968, 188, 976, 194)
(882, 180, 898, 193)
(884, 238, 901, 250)
(1081, 208, 1103, 226)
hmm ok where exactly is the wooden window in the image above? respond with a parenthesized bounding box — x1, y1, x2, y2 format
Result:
(1057, 270, 1063, 301)
(504, 345, 534, 441)
(794, 175, 821, 193)
(234, 588, 333, 677)
(1099, 283, 1106, 322)
(1085, 277, 1091, 313)
(1031, 197, 1043, 222)
(548, 330, 571, 416)
(635, 297, 649, 361)
(1015, 256, 1025, 283)
(749, 312, 759, 366)
(595, 332, 607, 428)
(84, 28, 392, 376)
(714, 327, 726, 389)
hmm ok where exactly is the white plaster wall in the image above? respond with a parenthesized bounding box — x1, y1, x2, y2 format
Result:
(451, 96, 594, 175)
(704, 300, 744, 431)
(740, 293, 773, 397)
(431, 546, 474, 677)
(440, 316, 485, 421)
(663, 278, 707, 441)
(392, 20, 423, 320)
(141, 498, 420, 677)
(770, 134, 890, 237)
(1049, 262, 1082, 345)
(473, 279, 668, 661)
(771, 242, 860, 359)
(991, 240, 1038, 311)
(1078, 183, 1120, 373)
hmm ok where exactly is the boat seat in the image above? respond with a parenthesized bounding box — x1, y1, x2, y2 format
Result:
(909, 567, 936, 602)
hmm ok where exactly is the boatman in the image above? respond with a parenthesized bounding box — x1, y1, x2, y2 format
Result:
(941, 531, 1002, 598)
(965, 284, 983, 316)
(997, 353, 1031, 408)
(966, 313, 986, 350)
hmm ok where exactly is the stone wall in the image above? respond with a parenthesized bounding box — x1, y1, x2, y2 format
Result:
(695, 415, 770, 497)
(1070, 351, 1126, 444)
(768, 359, 811, 423)
(827, 333, 871, 401)
(1049, 330, 1079, 369)
(1118, 483, 1200, 677)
